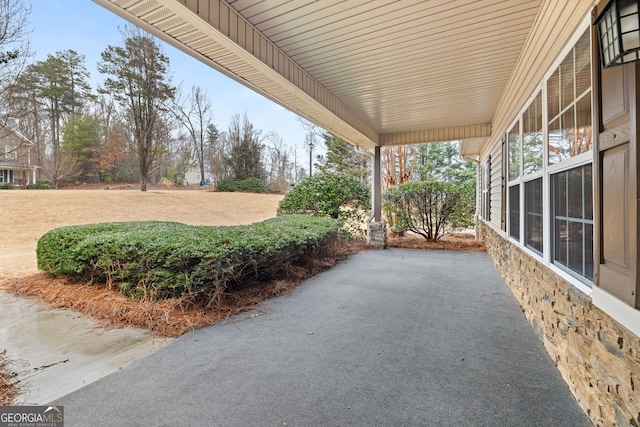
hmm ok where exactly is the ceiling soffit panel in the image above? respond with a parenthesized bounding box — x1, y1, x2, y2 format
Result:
(229, 0, 543, 140)
(93, 0, 379, 148)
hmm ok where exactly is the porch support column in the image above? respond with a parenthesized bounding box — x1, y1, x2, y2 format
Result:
(373, 145, 381, 221)
(367, 146, 387, 249)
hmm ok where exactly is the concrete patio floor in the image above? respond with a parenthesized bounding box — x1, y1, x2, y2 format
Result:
(54, 248, 591, 426)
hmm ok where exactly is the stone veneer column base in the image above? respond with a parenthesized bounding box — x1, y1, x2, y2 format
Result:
(478, 221, 640, 427)
(367, 221, 387, 249)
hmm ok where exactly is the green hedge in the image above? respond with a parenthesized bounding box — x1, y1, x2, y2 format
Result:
(216, 177, 268, 193)
(37, 215, 342, 302)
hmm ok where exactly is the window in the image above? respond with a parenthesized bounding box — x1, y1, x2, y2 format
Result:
(481, 157, 491, 220)
(525, 178, 543, 254)
(551, 164, 594, 283)
(0, 170, 14, 183)
(523, 92, 543, 175)
(509, 184, 520, 241)
(4, 146, 17, 161)
(498, 28, 593, 288)
(548, 32, 592, 164)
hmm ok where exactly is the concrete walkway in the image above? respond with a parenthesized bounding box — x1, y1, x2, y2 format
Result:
(54, 249, 592, 426)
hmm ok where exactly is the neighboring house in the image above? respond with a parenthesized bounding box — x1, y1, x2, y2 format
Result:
(184, 167, 214, 186)
(85, 0, 640, 424)
(0, 118, 37, 187)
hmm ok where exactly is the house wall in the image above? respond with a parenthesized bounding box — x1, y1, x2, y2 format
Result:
(0, 129, 32, 186)
(480, 222, 640, 426)
(476, 3, 640, 425)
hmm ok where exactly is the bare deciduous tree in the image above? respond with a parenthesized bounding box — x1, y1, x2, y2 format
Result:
(171, 84, 214, 185)
(98, 25, 176, 191)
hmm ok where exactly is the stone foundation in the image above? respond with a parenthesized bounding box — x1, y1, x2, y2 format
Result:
(366, 221, 387, 249)
(479, 222, 640, 426)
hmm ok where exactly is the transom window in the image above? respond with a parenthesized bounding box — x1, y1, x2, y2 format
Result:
(548, 32, 592, 164)
(523, 92, 543, 175)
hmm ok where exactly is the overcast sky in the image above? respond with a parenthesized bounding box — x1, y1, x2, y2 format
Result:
(27, 0, 314, 156)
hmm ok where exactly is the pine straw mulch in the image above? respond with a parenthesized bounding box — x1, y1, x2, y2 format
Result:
(387, 231, 487, 252)
(0, 351, 19, 406)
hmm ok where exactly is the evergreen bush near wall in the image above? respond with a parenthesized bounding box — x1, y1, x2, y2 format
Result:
(36, 215, 342, 303)
(382, 180, 474, 241)
(277, 171, 370, 236)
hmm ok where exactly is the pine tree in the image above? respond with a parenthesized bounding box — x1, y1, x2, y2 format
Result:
(317, 133, 370, 182)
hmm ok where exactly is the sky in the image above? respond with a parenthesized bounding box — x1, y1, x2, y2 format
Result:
(26, 0, 317, 158)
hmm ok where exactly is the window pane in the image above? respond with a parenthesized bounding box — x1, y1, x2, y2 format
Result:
(574, 94, 592, 155)
(551, 165, 594, 284)
(567, 167, 583, 219)
(548, 69, 560, 120)
(509, 184, 520, 240)
(508, 123, 520, 180)
(555, 218, 568, 265)
(525, 178, 543, 254)
(549, 107, 575, 164)
(584, 164, 593, 220)
(555, 171, 567, 217)
(575, 32, 591, 97)
(523, 92, 543, 175)
(560, 50, 575, 112)
(567, 221, 585, 274)
(585, 223, 594, 280)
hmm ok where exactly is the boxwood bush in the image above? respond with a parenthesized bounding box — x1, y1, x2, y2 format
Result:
(216, 177, 268, 193)
(37, 215, 342, 303)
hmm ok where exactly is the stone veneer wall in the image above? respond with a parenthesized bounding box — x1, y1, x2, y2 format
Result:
(366, 221, 387, 249)
(479, 222, 640, 427)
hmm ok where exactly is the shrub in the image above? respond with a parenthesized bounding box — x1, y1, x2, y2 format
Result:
(277, 171, 370, 236)
(269, 176, 290, 194)
(216, 177, 268, 193)
(36, 215, 342, 303)
(382, 180, 474, 241)
(26, 181, 53, 190)
(0, 183, 9, 190)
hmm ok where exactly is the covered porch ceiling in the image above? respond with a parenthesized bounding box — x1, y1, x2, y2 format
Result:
(93, 0, 594, 156)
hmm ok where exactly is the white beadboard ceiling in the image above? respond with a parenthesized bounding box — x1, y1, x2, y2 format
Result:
(93, 0, 588, 152)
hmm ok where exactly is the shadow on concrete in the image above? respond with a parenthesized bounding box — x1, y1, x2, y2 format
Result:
(55, 249, 591, 426)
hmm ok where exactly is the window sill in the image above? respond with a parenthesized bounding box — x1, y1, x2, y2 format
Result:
(592, 286, 640, 338)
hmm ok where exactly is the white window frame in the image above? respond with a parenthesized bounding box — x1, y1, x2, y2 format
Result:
(502, 18, 594, 295)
